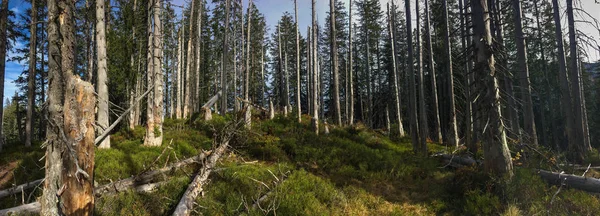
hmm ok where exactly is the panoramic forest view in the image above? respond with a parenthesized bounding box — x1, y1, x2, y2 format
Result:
(0, 0, 600, 215)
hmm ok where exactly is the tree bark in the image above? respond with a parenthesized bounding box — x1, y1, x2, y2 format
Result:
(25, 0, 37, 148)
(330, 0, 341, 126)
(566, 0, 588, 162)
(512, 0, 538, 146)
(311, 0, 319, 134)
(425, 0, 441, 143)
(244, 0, 253, 127)
(184, 0, 195, 118)
(176, 25, 183, 119)
(406, 0, 419, 153)
(149, 0, 163, 146)
(41, 3, 97, 214)
(97, 0, 110, 149)
(221, 0, 230, 116)
(387, 3, 405, 137)
(0, 0, 8, 152)
(442, 0, 459, 147)
(471, 0, 513, 177)
(416, 0, 428, 154)
(348, 3, 354, 125)
(295, 0, 301, 123)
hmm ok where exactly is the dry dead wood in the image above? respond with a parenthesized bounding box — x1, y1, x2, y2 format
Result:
(0, 178, 44, 200)
(538, 170, 600, 193)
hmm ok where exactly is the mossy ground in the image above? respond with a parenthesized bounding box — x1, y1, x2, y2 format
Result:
(1, 114, 600, 215)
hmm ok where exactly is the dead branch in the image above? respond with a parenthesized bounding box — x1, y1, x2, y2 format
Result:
(95, 84, 154, 145)
(0, 178, 44, 200)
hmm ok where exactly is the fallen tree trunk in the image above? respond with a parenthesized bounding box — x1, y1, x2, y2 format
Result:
(0, 179, 170, 215)
(433, 153, 479, 167)
(0, 201, 40, 215)
(201, 90, 221, 121)
(0, 178, 44, 200)
(538, 170, 600, 193)
(172, 138, 230, 216)
(96, 151, 210, 195)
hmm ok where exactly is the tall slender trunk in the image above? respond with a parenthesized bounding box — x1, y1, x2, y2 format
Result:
(460, 0, 474, 152)
(151, 0, 163, 146)
(387, 3, 405, 137)
(442, 0, 458, 147)
(416, 0, 428, 154)
(471, 0, 513, 177)
(85, 0, 94, 82)
(512, 0, 538, 146)
(425, 0, 441, 143)
(0, 0, 7, 151)
(277, 24, 284, 113)
(41, 0, 96, 213)
(365, 22, 372, 127)
(25, 0, 37, 147)
(244, 0, 253, 127)
(533, 0, 553, 147)
(330, 0, 341, 126)
(195, 0, 203, 113)
(295, 0, 301, 122)
(220, 0, 230, 115)
(261, 44, 265, 107)
(144, 0, 155, 146)
(311, 0, 319, 134)
(307, 26, 312, 115)
(184, 0, 195, 118)
(176, 26, 183, 119)
(348, 3, 354, 125)
(284, 44, 290, 116)
(406, 0, 419, 152)
(566, 0, 588, 161)
(97, 0, 110, 148)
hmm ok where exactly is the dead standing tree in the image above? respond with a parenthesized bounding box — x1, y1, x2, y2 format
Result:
(40, 1, 97, 215)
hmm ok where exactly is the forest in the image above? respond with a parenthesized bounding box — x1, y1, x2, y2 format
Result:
(0, 0, 599, 215)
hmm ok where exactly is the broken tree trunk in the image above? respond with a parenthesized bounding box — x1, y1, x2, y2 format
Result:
(1, 152, 211, 214)
(0, 179, 44, 199)
(538, 170, 600, 193)
(172, 135, 232, 215)
(201, 90, 222, 121)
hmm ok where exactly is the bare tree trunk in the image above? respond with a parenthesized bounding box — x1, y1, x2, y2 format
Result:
(406, 0, 419, 152)
(387, 3, 405, 137)
(261, 44, 265, 107)
(348, 4, 354, 125)
(176, 26, 183, 119)
(147, 0, 163, 146)
(0, 0, 7, 152)
(416, 0, 428, 154)
(459, 0, 474, 152)
(511, 0, 538, 146)
(244, 0, 253, 127)
(25, 0, 37, 148)
(220, 0, 230, 116)
(295, 0, 301, 122)
(441, 0, 459, 147)
(307, 26, 312, 115)
(195, 1, 203, 114)
(311, 0, 319, 134)
(566, 0, 588, 162)
(424, 0, 441, 143)
(365, 23, 372, 128)
(277, 24, 284, 115)
(471, 0, 513, 177)
(97, 0, 110, 149)
(184, 0, 195, 118)
(144, 0, 156, 146)
(330, 0, 341, 126)
(284, 45, 290, 117)
(41, 0, 97, 213)
(533, 0, 554, 147)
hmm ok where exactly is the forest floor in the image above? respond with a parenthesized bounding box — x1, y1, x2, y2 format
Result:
(1, 114, 600, 215)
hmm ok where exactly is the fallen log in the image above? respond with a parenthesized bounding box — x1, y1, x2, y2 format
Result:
(172, 139, 230, 216)
(432, 153, 479, 167)
(96, 151, 210, 195)
(538, 170, 600, 193)
(0, 179, 170, 215)
(0, 178, 44, 200)
(0, 201, 40, 215)
(201, 90, 221, 121)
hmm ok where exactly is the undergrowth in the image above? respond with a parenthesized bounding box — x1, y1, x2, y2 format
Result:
(1, 114, 600, 215)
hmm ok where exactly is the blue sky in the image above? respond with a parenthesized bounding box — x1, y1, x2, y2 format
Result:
(3, 0, 599, 104)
